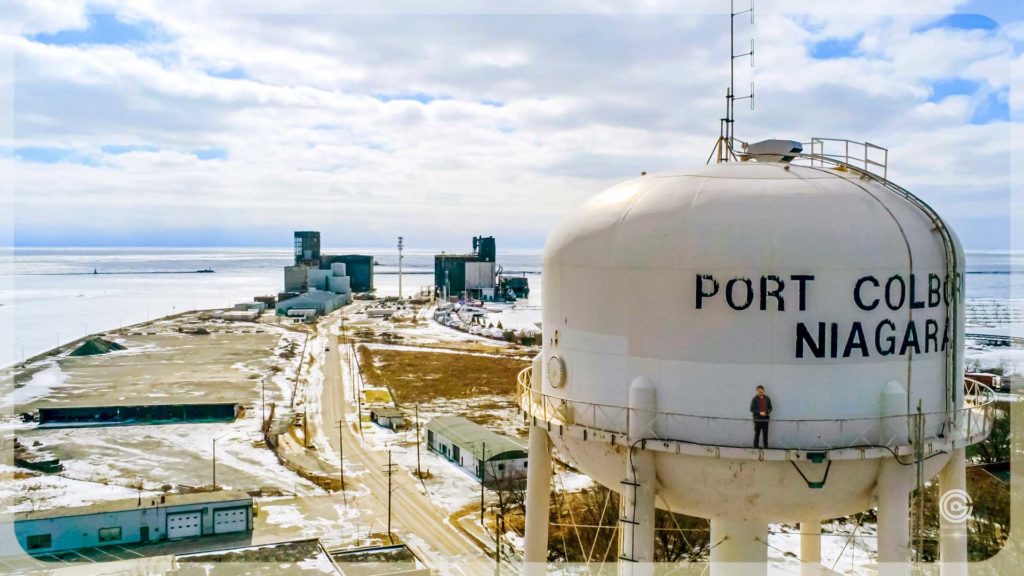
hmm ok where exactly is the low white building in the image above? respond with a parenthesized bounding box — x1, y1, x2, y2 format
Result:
(426, 416, 527, 484)
(369, 407, 405, 430)
(13, 491, 253, 554)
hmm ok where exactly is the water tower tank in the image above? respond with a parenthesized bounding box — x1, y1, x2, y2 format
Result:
(520, 156, 993, 574)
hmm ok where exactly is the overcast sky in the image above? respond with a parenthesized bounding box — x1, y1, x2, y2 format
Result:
(1, 0, 1020, 250)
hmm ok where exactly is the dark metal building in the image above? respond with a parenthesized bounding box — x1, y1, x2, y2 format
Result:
(434, 236, 496, 300)
(320, 255, 374, 292)
(294, 231, 321, 265)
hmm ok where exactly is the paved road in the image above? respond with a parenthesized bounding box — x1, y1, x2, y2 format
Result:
(318, 313, 492, 575)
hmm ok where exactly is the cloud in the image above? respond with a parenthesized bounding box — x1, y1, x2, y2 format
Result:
(2, 1, 1020, 250)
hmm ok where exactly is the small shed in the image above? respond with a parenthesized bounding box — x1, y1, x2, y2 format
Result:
(425, 416, 527, 483)
(370, 407, 405, 430)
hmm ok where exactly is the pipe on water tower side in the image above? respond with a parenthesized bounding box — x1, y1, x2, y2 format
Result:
(523, 424, 552, 574)
(621, 377, 657, 575)
(878, 380, 912, 576)
(800, 518, 821, 576)
(709, 517, 768, 576)
(938, 447, 967, 576)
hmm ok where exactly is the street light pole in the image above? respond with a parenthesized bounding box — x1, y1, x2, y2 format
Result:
(397, 236, 404, 300)
(212, 432, 229, 489)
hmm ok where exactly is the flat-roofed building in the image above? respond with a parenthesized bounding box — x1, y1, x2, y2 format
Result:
(276, 291, 350, 317)
(12, 491, 253, 554)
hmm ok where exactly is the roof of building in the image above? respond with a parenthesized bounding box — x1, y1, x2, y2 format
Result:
(371, 407, 404, 419)
(278, 291, 345, 308)
(178, 538, 340, 574)
(425, 416, 526, 461)
(331, 543, 426, 576)
(15, 490, 252, 522)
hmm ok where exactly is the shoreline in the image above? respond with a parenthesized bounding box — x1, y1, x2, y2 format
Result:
(3, 307, 224, 374)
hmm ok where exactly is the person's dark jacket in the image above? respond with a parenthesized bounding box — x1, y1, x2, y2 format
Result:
(750, 395, 772, 421)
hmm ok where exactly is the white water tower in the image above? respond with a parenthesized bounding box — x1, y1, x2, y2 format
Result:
(519, 142, 995, 576)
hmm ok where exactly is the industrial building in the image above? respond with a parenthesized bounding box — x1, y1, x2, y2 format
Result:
(37, 403, 240, 427)
(276, 291, 349, 317)
(425, 416, 527, 483)
(283, 231, 375, 294)
(321, 254, 374, 292)
(434, 236, 497, 301)
(278, 230, 357, 319)
(294, 231, 321, 266)
(13, 491, 253, 554)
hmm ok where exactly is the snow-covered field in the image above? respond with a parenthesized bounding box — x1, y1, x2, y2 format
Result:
(2, 315, 327, 518)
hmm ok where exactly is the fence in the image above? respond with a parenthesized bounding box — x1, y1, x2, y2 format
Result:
(517, 367, 995, 453)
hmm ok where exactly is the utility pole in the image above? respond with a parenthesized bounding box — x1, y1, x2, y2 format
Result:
(495, 512, 505, 575)
(383, 450, 397, 543)
(303, 406, 310, 449)
(415, 404, 421, 477)
(261, 378, 266, 429)
(336, 419, 345, 492)
(397, 236, 404, 300)
(354, 348, 363, 436)
(480, 441, 486, 524)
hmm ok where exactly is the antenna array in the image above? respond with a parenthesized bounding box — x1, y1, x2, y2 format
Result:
(715, 0, 755, 163)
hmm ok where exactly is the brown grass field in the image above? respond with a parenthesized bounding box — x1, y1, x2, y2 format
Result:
(357, 346, 528, 406)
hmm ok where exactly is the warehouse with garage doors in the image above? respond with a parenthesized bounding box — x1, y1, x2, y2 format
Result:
(11, 491, 253, 554)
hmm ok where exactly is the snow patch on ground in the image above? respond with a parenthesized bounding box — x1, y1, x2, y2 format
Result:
(1, 362, 66, 409)
(0, 469, 160, 514)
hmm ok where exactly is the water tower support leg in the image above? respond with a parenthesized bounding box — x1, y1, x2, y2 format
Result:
(800, 517, 821, 576)
(621, 377, 657, 576)
(523, 425, 552, 574)
(938, 448, 967, 576)
(709, 518, 768, 576)
(620, 448, 656, 573)
(877, 459, 911, 576)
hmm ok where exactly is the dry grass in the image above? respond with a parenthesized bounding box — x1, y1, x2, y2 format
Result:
(357, 346, 528, 406)
(363, 389, 393, 403)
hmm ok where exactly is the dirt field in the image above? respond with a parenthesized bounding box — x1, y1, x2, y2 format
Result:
(355, 345, 529, 431)
(356, 346, 527, 406)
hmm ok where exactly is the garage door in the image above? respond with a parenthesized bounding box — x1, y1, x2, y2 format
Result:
(167, 511, 202, 539)
(213, 509, 248, 534)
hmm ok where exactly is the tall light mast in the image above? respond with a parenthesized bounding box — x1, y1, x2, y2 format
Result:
(397, 236, 404, 300)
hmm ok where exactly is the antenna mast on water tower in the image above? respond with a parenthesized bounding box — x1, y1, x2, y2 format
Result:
(716, 0, 755, 163)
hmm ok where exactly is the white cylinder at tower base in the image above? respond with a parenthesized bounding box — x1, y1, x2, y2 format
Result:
(877, 458, 912, 576)
(523, 425, 552, 573)
(800, 518, 821, 576)
(621, 377, 657, 572)
(709, 518, 768, 576)
(939, 447, 968, 576)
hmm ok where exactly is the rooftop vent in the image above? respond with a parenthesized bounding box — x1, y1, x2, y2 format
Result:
(740, 139, 803, 163)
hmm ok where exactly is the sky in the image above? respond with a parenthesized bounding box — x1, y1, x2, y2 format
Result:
(0, 0, 1021, 250)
